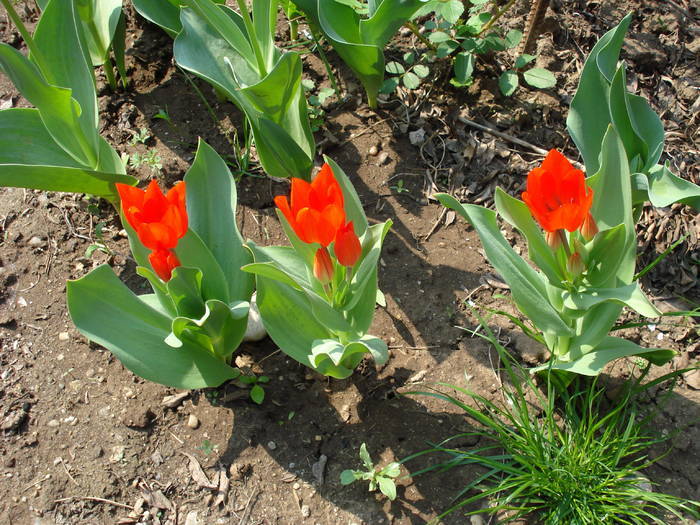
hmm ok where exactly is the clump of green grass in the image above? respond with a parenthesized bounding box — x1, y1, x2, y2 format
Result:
(404, 316, 699, 524)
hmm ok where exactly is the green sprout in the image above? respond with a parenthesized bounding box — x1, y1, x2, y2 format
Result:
(340, 443, 401, 500)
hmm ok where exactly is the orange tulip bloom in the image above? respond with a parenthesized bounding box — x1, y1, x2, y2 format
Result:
(116, 180, 188, 281)
(521, 150, 593, 233)
(313, 247, 334, 285)
(117, 180, 188, 251)
(274, 163, 345, 247)
(334, 221, 361, 268)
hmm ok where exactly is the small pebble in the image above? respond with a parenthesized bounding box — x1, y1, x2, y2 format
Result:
(58, 332, 70, 341)
(293, 482, 300, 490)
(267, 441, 277, 450)
(28, 236, 44, 247)
(187, 414, 200, 429)
(301, 505, 311, 518)
(368, 145, 379, 156)
(47, 419, 59, 427)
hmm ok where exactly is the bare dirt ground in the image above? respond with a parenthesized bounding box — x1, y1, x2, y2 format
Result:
(0, 1, 698, 524)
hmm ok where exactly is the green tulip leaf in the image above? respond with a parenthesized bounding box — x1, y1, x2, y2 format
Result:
(436, 193, 571, 336)
(534, 336, 674, 376)
(562, 283, 661, 318)
(645, 163, 700, 210)
(184, 139, 253, 302)
(167, 299, 249, 360)
(567, 13, 631, 175)
(166, 266, 206, 319)
(494, 187, 562, 284)
(132, 0, 183, 37)
(67, 265, 240, 389)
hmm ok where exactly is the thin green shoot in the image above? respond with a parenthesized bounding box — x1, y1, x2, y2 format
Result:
(635, 234, 689, 281)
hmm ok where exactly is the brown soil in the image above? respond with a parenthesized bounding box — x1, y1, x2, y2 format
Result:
(0, 1, 698, 524)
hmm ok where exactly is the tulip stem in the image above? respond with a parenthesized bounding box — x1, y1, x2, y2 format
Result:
(557, 230, 571, 258)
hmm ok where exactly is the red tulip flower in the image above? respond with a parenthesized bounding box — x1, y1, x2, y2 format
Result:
(334, 221, 361, 268)
(116, 180, 188, 281)
(522, 150, 593, 233)
(274, 163, 345, 247)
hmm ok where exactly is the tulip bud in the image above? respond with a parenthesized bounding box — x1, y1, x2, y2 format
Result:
(149, 249, 180, 282)
(313, 247, 334, 285)
(334, 222, 362, 267)
(566, 252, 585, 278)
(545, 231, 562, 251)
(580, 213, 599, 241)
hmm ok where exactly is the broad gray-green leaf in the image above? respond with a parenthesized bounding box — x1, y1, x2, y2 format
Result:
(359, 443, 373, 470)
(184, 139, 253, 301)
(567, 14, 632, 175)
(166, 266, 206, 319)
(377, 477, 397, 500)
(0, 44, 95, 167)
(646, 163, 700, 210)
(168, 299, 249, 360)
(132, 0, 182, 37)
(67, 265, 240, 389)
(452, 51, 474, 86)
(77, 0, 122, 66)
(34, 0, 99, 156)
(175, 7, 313, 179)
(504, 29, 522, 49)
(294, 0, 426, 107)
(494, 187, 562, 285)
(0, 108, 133, 200)
(534, 336, 674, 376)
(587, 126, 635, 281)
(175, 229, 231, 304)
(515, 54, 536, 69)
(402, 71, 420, 89)
(386, 61, 405, 74)
(562, 283, 661, 318)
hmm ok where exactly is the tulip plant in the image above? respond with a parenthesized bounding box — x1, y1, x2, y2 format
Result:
(67, 141, 255, 389)
(439, 135, 674, 376)
(0, 0, 135, 202)
(132, 0, 315, 181)
(293, 0, 430, 108)
(243, 159, 392, 379)
(36, 0, 127, 90)
(437, 15, 697, 376)
(568, 14, 700, 211)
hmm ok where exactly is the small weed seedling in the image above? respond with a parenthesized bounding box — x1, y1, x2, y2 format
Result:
(302, 78, 334, 132)
(390, 179, 410, 195)
(128, 150, 163, 174)
(340, 443, 400, 500)
(197, 439, 218, 455)
(380, 52, 430, 95)
(236, 373, 270, 405)
(129, 127, 152, 146)
(418, 1, 555, 93)
(153, 108, 172, 124)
